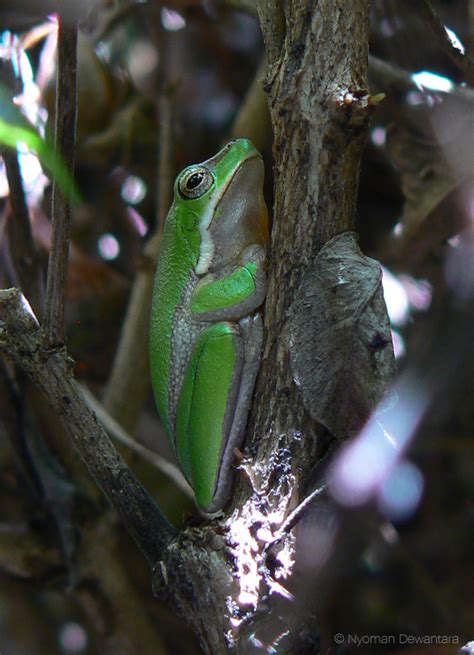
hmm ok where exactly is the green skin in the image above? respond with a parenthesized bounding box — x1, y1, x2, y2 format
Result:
(150, 139, 269, 513)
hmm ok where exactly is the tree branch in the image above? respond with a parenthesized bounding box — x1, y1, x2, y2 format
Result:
(43, 18, 78, 347)
(368, 53, 474, 105)
(0, 288, 177, 565)
(3, 150, 44, 316)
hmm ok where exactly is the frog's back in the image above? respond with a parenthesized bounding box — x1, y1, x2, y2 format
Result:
(149, 209, 198, 436)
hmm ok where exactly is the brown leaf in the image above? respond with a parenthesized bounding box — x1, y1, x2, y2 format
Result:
(289, 232, 395, 439)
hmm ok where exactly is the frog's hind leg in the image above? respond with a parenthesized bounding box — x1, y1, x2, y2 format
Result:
(175, 316, 262, 513)
(211, 313, 263, 512)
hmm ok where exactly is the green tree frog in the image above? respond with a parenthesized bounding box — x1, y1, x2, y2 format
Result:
(150, 139, 269, 513)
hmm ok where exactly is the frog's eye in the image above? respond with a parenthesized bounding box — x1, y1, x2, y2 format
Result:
(178, 166, 214, 199)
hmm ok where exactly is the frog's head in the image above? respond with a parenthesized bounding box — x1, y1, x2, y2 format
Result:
(173, 139, 269, 275)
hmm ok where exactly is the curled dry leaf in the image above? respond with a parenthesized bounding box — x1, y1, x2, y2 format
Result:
(385, 97, 474, 267)
(289, 232, 395, 439)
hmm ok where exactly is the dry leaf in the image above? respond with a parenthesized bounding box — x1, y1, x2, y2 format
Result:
(289, 232, 395, 438)
(386, 96, 474, 266)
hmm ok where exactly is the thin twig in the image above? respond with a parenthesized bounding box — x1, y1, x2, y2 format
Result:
(43, 18, 78, 347)
(100, 252, 156, 432)
(81, 384, 193, 499)
(263, 483, 328, 555)
(3, 150, 44, 316)
(0, 288, 178, 565)
(412, 0, 474, 86)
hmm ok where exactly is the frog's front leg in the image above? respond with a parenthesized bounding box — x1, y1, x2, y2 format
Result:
(175, 315, 262, 513)
(190, 244, 267, 322)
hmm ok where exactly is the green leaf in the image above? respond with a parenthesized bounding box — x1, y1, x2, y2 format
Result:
(0, 82, 80, 205)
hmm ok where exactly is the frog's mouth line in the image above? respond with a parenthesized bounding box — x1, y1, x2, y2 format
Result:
(194, 152, 261, 276)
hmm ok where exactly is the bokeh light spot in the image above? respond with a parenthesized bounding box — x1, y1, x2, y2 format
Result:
(58, 622, 88, 654)
(371, 126, 386, 147)
(412, 70, 453, 93)
(161, 8, 186, 31)
(330, 378, 430, 507)
(378, 460, 424, 522)
(127, 206, 148, 237)
(445, 27, 465, 54)
(98, 233, 120, 260)
(121, 175, 147, 204)
(391, 329, 405, 360)
(406, 90, 427, 106)
(382, 267, 410, 326)
(129, 40, 158, 80)
(400, 274, 432, 311)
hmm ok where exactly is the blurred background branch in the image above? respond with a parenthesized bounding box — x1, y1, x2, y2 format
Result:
(43, 18, 78, 347)
(412, 0, 474, 84)
(2, 149, 44, 315)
